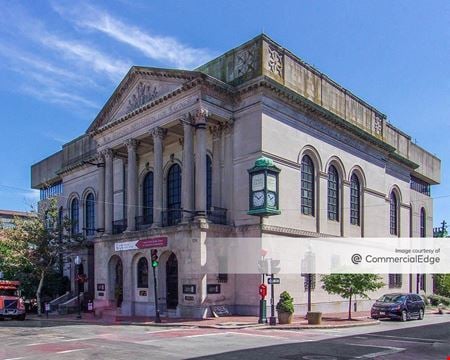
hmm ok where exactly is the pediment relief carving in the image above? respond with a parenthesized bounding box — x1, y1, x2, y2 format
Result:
(110, 79, 183, 123)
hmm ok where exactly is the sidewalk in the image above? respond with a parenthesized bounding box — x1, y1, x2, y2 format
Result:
(27, 310, 381, 329)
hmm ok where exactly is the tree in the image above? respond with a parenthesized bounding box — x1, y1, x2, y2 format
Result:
(434, 274, 450, 298)
(2, 199, 83, 315)
(321, 274, 384, 320)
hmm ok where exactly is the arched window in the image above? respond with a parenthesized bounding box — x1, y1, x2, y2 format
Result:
(420, 207, 426, 237)
(301, 155, 314, 216)
(390, 192, 398, 235)
(143, 171, 154, 225)
(167, 164, 182, 225)
(137, 257, 149, 288)
(350, 174, 361, 225)
(327, 165, 339, 221)
(85, 193, 95, 236)
(206, 155, 212, 210)
(70, 198, 79, 235)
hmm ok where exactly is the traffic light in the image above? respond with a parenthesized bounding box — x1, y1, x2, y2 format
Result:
(269, 259, 281, 274)
(151, 249, 159, 267)
(257, 259, 269, 274)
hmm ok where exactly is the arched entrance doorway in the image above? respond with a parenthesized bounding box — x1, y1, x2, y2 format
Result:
(109, 256, 123, 308)
(166, 253, 178, 309)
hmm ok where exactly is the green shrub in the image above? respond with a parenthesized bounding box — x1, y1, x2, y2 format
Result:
(434, 274, 450, 298)
(428, 294, 450, 307)
(276, 291, 294, 314)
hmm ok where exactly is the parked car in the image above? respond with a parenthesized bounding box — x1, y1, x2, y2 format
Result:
(371, 293, 425, 321)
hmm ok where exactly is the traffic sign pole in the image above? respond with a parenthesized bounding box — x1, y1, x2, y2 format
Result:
(152, 264, 161, 323)
(269, 273, 276, 325)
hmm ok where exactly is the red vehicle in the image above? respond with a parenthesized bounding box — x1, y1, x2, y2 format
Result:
(0, 280, 26, 320)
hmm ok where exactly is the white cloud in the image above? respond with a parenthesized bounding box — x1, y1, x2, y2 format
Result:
(53, 3, 214, 69)
(0, 45, 97, 89)
(21, 84, 99, 109)
(39, 35, 131, 82)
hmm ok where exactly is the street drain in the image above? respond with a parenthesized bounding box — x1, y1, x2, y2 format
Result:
(302, 356, 338, 360)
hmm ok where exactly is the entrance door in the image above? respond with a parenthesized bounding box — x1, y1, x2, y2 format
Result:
(115, 259, 123, 308)
(166, 253, 178, 309)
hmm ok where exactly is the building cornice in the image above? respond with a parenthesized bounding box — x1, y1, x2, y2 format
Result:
(238, 76, 420, 170)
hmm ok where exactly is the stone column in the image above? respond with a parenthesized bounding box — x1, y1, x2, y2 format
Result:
(125, 138, 138, 232)
(181, 115, 194, 221)
(103, 149, 114, 234)
(194, 109, 208, 216)
(96, 152, 105, 234)
(151, 127, 166, 227)
(210, 124, 222, 209)
(222, 119, 234, 218)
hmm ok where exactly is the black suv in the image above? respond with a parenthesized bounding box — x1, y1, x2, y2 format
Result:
(371, 293, 425, 321)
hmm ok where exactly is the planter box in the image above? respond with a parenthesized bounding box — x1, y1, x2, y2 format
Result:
(277, 311, 293, 324)
(307, 311, 322, 325)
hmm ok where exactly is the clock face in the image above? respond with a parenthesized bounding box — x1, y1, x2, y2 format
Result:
(252, 191, 265, 207)
(267, 192, 276, 207)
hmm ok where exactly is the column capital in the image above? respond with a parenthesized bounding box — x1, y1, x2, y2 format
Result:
(150, 127, 167, 140)
(179, 113, 194, 128)
(209, 125, 222, 140)
(124, 138, 139, 151)
(194, 108, 209, 125)
(222, 118, 234, 135)
(101, 148, 114, 160)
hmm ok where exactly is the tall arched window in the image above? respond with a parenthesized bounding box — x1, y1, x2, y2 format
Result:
(206, 155, 212, 210)
(85, 193, 95, 236)
(301, 155, 314, 216)
(167, 164, 182, 225)
(390, 192, 398, 235)
(70, 198, 79, 235)
(137, 257, 149, 288)
(420, 207, 426, 237)
(350, 174, 361, 225)
(143, 171, 154, 225)
(327, 165, 339, 221)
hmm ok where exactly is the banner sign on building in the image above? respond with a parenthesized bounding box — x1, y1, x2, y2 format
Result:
(115, 236, 168, 252)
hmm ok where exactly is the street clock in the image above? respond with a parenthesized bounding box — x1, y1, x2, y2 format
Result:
(247, 156, 281, 216)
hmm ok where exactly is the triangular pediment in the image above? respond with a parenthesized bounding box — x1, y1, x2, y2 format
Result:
(87, 67, 202, 133)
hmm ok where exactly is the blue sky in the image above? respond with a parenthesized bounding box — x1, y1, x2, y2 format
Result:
(0, 0, 448, 226)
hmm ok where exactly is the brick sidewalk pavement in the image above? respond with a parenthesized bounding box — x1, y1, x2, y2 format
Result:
(28, 310, 382, 329)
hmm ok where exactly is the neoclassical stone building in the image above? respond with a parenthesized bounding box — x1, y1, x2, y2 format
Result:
(31, 35, 440, 317)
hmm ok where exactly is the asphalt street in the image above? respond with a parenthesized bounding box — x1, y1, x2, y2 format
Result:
(0, 314, 448, 359)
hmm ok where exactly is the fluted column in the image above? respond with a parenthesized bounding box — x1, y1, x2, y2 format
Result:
(195, 109, 208, 216)
(96, 152, 105, 234)
(103, 149, 114, 234)
(181, 115, 194, 221)
(151, 127, 166, 227)
(222, 119, 234, 219)
(210, 124, 222, 209)
(125, 138, 138, 232)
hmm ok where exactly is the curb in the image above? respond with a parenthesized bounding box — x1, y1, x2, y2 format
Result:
(26, 316, 380, 330)
(260, 320, 380, 330)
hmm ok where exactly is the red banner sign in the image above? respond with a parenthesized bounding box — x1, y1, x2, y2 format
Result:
(136, 236, 168, 249)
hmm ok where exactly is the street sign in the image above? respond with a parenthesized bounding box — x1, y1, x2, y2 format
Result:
(115, 236, 168, 251)
(267, 277, 280, 285)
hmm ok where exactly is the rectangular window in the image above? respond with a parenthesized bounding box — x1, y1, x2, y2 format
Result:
(389, 274, 402, 288)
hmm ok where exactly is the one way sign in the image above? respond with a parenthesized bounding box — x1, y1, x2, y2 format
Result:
(267, 277, 280, 285)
